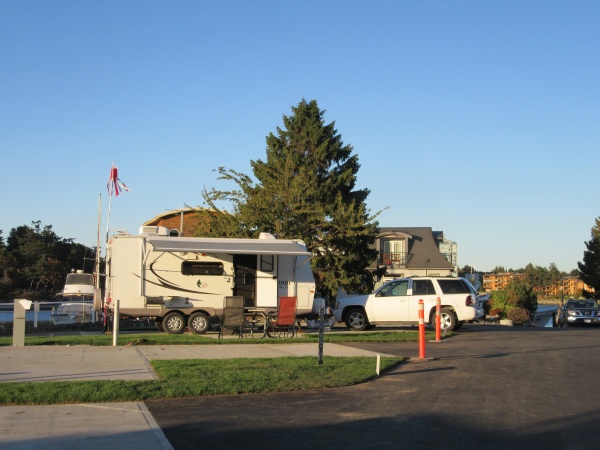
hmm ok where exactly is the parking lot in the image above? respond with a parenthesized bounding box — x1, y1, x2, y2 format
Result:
(146, 324, 600, 449)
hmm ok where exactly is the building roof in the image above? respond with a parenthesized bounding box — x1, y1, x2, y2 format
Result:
(143, 208, 197, 227)
(378, 227, 454, 269)
(143, 208, 214, 237)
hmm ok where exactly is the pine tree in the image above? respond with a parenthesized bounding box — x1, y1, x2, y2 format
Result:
(578, 217, 600, 299)
(200, 99, 380, 299)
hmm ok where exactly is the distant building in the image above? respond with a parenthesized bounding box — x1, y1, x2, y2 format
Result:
(538, 276, 589, 298)
(482, 272, 590, 297)
(437, 237, 458, 276)
(559, 276, 587, 297)
(142, 208, 211, 237)
(482, 272, 524, 291)
(369, 227, 455, 279)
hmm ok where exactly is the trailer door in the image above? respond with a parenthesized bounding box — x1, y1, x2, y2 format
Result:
(255, 254, 278, 308)
(233, 254, 256, 308)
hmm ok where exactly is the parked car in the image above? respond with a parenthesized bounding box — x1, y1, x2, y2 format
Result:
(558, 299, 600, 327)
(333, 276, 480, 332)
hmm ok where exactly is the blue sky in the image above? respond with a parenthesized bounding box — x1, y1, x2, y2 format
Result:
(1, 1, 598, 273)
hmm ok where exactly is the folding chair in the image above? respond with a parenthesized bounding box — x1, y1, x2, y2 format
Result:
(219, 296, 245, 339)
(267, 296, 297, 338)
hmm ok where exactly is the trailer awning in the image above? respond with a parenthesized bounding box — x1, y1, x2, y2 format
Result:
(147, 237, 312, 256)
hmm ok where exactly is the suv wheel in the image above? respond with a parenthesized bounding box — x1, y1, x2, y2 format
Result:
(440, 308, 457, 331)
(345, 308, 369, 331)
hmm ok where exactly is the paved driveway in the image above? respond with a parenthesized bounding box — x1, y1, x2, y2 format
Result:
(146, 325, 600, 449)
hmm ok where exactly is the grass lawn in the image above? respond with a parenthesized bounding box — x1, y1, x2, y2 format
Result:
(0, 328, 445, 405)
(0, 329, 443, 346)
(0, 356, 404, 406)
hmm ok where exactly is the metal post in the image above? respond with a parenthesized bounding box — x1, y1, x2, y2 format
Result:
(418, 299, 426, 359)
(103, 298, 109, 332)
(435, 297, 441, 341)
(33, 301, 40, 328)
(13, 299, 32, 347)
(318, 306, 324, 365)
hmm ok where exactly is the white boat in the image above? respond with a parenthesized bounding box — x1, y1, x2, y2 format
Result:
(51, 302, 95, 325)
(50, 270, 97, 325)
(59, 270, 95, 302)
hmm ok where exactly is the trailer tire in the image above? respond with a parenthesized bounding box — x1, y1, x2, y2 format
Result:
(163, 312, 186, 334)
(188, 312, 210, 334)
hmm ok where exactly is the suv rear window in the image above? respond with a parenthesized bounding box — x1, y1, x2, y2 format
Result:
(411, 279, 436, 295)
(437, 279, 471, 294)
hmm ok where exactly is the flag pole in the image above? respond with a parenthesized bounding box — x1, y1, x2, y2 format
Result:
(106, 160, 115, 246)
(94, 193, 102, 320)
(103, 160, 130, 331)
(104, 161, 115, 332)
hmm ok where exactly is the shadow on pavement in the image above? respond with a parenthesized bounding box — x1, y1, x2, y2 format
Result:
(147, 325, 600, 449)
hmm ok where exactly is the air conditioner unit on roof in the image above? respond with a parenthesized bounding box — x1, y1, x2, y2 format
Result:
(139, 226, 170, 236)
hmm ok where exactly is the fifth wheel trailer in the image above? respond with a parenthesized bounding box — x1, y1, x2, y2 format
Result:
(104, 227, 318, 334)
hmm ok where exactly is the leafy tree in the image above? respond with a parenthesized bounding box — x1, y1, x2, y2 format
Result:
(491, 266, 506, 273)
(518, 263, 565, 299)
(578, 217, 600, 299)
(199, 99, 380, 299)
(0, 230, 14, 298)
(4, 221, 97, 297)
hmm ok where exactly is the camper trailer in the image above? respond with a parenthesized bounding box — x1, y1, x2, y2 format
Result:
(104, 226, 317, 334)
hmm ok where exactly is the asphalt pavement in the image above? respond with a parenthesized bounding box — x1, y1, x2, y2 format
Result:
(2, 325, 600, 449)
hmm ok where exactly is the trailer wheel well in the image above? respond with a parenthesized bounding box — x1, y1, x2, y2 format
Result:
(158, 309, 215, 319)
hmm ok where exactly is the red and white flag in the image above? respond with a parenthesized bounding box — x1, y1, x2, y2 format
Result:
(107, 163, 130, 197)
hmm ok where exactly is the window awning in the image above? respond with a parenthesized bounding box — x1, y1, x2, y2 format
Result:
(147, 237, 311, 256)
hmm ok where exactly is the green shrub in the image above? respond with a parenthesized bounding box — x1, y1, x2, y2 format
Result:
(490, 290, 510, 318)
(490, 281, 538, 319)
(507, 307, 530, 325)
(506, 282, 538, 317)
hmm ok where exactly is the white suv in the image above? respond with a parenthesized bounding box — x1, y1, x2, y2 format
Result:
(333, 277, 481, 331)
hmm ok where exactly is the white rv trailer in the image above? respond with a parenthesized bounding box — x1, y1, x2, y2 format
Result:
(105, 226, 317, 334)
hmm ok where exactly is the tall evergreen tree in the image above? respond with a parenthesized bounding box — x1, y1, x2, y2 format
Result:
(578, 217, 600, 299)
(5, 221, 96, 295)
(200, 99, 380, 299)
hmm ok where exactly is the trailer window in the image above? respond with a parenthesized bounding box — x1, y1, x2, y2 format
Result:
(260, 255, 274, 272)
(181, 261, 224, 276)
